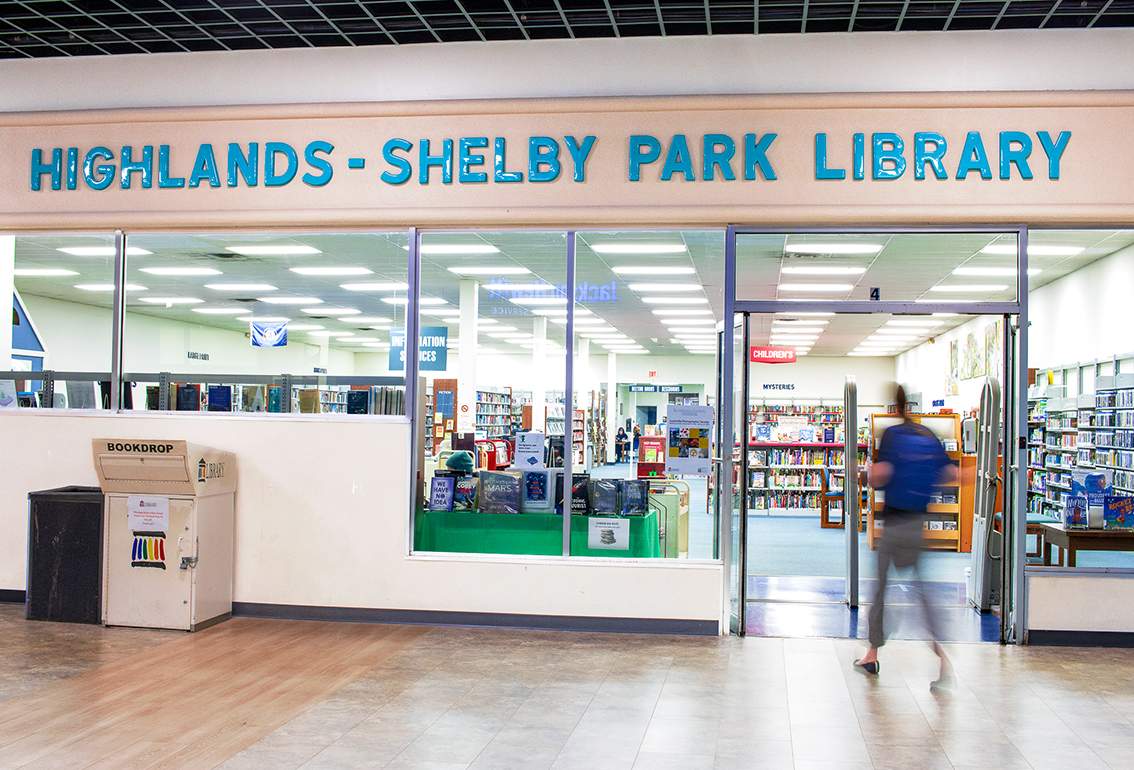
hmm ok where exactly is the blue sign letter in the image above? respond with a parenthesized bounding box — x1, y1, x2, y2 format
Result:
(998, 131, 1033, 180)
(956, 131, 992, 180)
(30, 147, 62, 191)
(871, 132, 906, 180)
(628, 135, 661, 182)
(743, 133, 777, 181)
(913, 132, 948, 180)
(264, 142, 298, 187)
(458, 137, 488, 183)
(1037, 130, 1071, 180)
(302, 140, 334, 186)
(814, 133, 845, 180)
(381, 138, 413, 185)
(564, 135, 596, 182)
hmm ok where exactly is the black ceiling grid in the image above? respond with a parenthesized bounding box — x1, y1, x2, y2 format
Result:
(0, 0, 1132, 59)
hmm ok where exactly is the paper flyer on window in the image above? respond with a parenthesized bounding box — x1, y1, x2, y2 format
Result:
(665, 404, 713, 476)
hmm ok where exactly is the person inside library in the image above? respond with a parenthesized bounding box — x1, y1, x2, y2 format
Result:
(615, 427, 630, 463)
(632, 424, 641, 457)
(855, 385, 958, 686)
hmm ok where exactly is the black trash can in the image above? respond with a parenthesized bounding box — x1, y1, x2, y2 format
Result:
(27, 486, 104, 624)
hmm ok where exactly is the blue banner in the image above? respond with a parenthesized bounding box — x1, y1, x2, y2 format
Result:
(250, 320, 288, 348)
(389, 326, 448, 371)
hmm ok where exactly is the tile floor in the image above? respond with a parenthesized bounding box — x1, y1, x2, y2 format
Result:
(3, 603, 1134, 769)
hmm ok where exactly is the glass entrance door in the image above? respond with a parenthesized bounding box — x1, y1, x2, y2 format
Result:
(727, 227, 1028, 644)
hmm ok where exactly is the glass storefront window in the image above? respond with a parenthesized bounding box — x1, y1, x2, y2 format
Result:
(120, 231, 408, 414)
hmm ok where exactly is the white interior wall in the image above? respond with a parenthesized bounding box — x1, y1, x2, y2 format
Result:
(896, 316, 1001, 415)
(0, 411, 721, 622)
(2, 30, 1133, 112)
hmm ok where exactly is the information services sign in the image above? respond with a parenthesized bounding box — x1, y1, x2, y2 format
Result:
(389, 326, 448, 372)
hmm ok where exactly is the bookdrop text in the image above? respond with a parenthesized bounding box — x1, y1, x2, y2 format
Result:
(28, 130, 1072, 192)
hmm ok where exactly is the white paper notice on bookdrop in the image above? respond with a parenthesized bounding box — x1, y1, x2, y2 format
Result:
(588, 518, 630, 550)
(515, 431, 546, 469)
(127, 495, 170, 533)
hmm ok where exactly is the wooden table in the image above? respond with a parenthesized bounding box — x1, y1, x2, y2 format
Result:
(1038, 522, 1134, 567)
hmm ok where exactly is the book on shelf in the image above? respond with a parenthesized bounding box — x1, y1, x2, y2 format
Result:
(479, 470, 522, 514)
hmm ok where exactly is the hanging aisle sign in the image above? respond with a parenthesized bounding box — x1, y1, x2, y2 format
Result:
(389, 326, 448, 371)
(250, 320, 288, 348)
(750, 346, 797, 364)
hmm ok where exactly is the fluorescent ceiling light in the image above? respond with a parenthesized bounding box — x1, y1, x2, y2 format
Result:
(206, 283, 278, 292)
(612, 265, 695, 276)
(510, 296, 568, 306)
(236, 315, 289, 322)
(785, 243, 883, 255)
(928, 284, 1009, 292)
(873, 328, 926, 336)
(661, 318, 715, 326)
(290, 267, 372, 276)
(885, 318, 942, 327)
(259, 296, 322, 305)
(651, 308, 713, 316)
(483, 283, 554, 291)
(476, 318, 500, 325)
(342, 336, 381, 343)
(140, 267, 222, 276)
(772, 320, 828, 328)
(981, 244, 1084, 257)
(286, 324, 324, 331)
(482, 325, 517, 332)
(309, 331, 355, 338)
(383, 296, 447, 305)
(192, 307, 248, 315)
(139, 296, 203, 304)
(15, 268, 79, 276)
(57, 246, 152, 257)
(866, 335, 917, 343)
(771, 333, 820, 340)
(781, 265, 867, 275)
(581, 333, 630, 339)
(775, 311, 835, 317)
(362, 342, 390, 349)
(932, 312, 959, 317)
(449, 266, 531, 276)
(591, 243, 686, 255)
(848, 351, 890, 357)
(551, 317, 607, 326)
(778, 283, 854, 292)
(224, 244, 321, 256)
(352, 316, 392, 324)
(916, 298, 979, 304)
(75, 283, 147, 292)
(641, 296, 708, 305)
(420, 243, 500, 255)
(304, 307, 359, 315)
(528, 307, 592, 317)
(627, 283, 702, 292)
(952, 266, 1042, 277)
(671, 326, 721, 335)
(340, 282, 409, 292)
(368, 325, 393, 331)
(422, 308, 460, 317)
(488, 332, 532, 340)
(684, 349, 715, 355)
(609, 349, 650, 354)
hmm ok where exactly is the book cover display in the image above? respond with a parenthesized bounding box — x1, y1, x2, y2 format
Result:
(520, 469, 554, 513)
(206, 385, 232, 412)
(479, 471, 522, 514)
(347, 390, 370, 415)
(175, 383, 201, 411)
(452, 478, 478, 511)
(267, 386, 283, 413)
(556, 472, 591, 515)
(1104, 495, 1134, 530)
(428, 476, 455, 511)
(591, 478, 621, 515)
(620, 479, 649, 515)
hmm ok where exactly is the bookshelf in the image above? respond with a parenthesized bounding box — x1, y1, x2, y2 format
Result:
(747, 400, 846, 444)
(867, 413, 964, 551)
(572, 408, 586, 466)
(588, 390, 608, 467)
(475, 387, 513, 438)
(746, 442, 865, 516)
(1095, 373, 1134, 493)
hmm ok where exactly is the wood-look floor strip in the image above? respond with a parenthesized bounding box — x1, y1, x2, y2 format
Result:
(0, 618, 427, 769)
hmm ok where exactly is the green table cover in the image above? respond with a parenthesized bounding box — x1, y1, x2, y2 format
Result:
(415, 510, 661, 558)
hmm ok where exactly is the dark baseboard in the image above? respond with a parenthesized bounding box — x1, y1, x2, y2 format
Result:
(0, 590, 25, 604)
(1029, 630, 1134, 647)
(232, 602, 717, 636)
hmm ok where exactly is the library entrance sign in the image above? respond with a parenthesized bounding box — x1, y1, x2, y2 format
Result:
(389, 326, 448, 372)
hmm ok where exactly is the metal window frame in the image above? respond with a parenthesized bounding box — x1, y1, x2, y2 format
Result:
(723, 224, 1030, 643)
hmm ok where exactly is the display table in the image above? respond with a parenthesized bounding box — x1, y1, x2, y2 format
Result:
(1038, 522, 1134, 567)
(414, 510, 661, 558)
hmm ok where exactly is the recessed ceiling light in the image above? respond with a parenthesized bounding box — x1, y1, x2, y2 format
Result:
(848, 351, 890, 356)
(774, 311, 835, 316)
(661, 318, 715, 326)
(57, 245, 152, 257)
(591, 243, 686, 255)
(15, 268, 79, 276)
(627, 283, 702, 292)
(383, 296, 447, 306)
(885, 318, 942, 327)
(641, 296, 709, 305)
(368, 325, 393, 331)
(928, 284, 1009, 292)
(784, 243, 883, 255)
(952, 266, 1042, 277)
(421, 308, 460, 316)
(206, 283, 278, 292)
(651, 308, 713, 316)
(139, 296, 203, 304)
(342, 336, 381, 343)
(609, 349, 651, 355)
(980, 244, 1084, 257)
(778, 283, 854, 292)
(449, 266, 531, 276)
(772, 319, 829, 327)
(781, 265, 867, 275)
(340, 281, 409, 292)
(236, 315, 289, 322)
(74, 283, 147, 292)
(309, 331, 355, 338)
(771, 332, 820, 339)
(352, 316, 393, 324)
(671, 327, 721, 335)
(259, 296, 322, 305)
(224, 244, 321, 256)
(482, 283, 554, 291)
(139, 267, 222, 276)
(873, 328, 926, 336)
(192, 307, 248, 315)
(552, 317, 607, 326)
(476, 318, 500, 325)
(612, 265, 695, 275)
(304, 307, 359, 315)
(290, 267, 373, 276)
(286, 324, 324, 331)
(510, 297, 568, 306)
(420, 243, 500, 255)
(527, 307, 593, 317)
(684, 349, 715, 355)
(362, 342, 391, 349)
